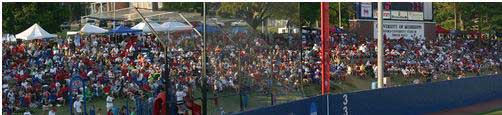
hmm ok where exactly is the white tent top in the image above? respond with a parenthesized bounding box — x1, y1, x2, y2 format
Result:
(131, 22, 167, 33)
(80, 23, 109, 34)
(15, 23, 57, 40)
(2, 34, 17, 42)
(161, 22, 192, 32)
(67, 31, 79, 35)
(231, 21, 248, 26)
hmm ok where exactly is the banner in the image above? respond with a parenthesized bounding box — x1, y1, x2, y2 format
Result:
(391, 11, 408, 20)
(408, 12, 424, 20)
(374, 21, 424, 39)
(373, 10, 391, 19)
(360, 3, 373, 18)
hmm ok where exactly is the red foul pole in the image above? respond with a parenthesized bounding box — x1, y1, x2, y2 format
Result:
(321, 2, 330, 95)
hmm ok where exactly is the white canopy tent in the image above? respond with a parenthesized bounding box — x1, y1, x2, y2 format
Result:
(66, 31, 79, 36)
(80, 23, 109, 34)
(131, 22, 167, 33)
(161, 22, 192, 32)
(15, 23, 57, 40)
(2, 34, 17, 42)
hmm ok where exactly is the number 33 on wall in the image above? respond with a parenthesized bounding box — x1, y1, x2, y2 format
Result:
(343, 94, 349, 115)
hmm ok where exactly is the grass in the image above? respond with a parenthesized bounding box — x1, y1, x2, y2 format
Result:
(480, 108, 502, 115)
(25, 96, 134, 115)
(483, 111, 502, 115)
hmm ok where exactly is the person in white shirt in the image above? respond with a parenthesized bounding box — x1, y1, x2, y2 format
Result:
(106, 94, 114, 112)
(176, 88, 187, 114)
(48, 107, 56, 115)
(73, 99, 82, 115)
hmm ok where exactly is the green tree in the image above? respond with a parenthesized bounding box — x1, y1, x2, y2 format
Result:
(434, 2, 502, 33)
(2, 3, 72, 34)
(160, 2, 203, 13)
(299, 2, 355, 28)
(329, 2, 356, 28)
(216, 3, 299, 29)
(299, 3, 319, 27)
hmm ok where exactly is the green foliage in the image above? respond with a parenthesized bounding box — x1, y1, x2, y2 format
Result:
(160, 2, 203, 13)
(434, 2, 502, 33)
(328, 2, 356, 28)
(217, 3, 299, 29)
(2, 3, 75, 34)
(299, 2, 355, 28)
(299, 3, 319, 27)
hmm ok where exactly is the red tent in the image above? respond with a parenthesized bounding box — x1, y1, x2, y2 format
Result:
(436, 25, 449, 34)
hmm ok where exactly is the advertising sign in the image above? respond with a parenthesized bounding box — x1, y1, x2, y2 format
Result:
(391, 11, 408, 20)
(408, 12, 424, 20)
(373, 10, 391, 19)
(360, 2, 373, 18)
(374, 21, 424, 39)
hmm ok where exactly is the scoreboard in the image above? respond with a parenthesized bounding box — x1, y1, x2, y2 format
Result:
(356, 2, 433, 21)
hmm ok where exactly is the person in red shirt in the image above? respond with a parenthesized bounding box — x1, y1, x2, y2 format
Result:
(103, 85, 111, 95)
(80, 70, 88, 80)
(24, 93, 31, 107)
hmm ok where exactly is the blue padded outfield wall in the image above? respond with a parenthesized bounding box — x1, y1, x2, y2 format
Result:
(237, 75, 502, 115)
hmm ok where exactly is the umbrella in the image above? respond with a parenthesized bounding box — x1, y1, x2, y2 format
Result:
(450, 30, 462, 35)
(131, 22, 167, 33)
(110, 25, 141, 33)
(2, 34, 17, 42)
(161, 22, 192, 32)
(15, 23, 57, 40)
(231, 26, 248, 34)
(195, 24, 220, 33)
(80, 23, 109, 34)
(435, 25, 449, 34)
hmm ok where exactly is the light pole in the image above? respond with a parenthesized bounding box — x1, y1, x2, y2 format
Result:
(202, 2, 208, 115)
(377, 2, 384, 88)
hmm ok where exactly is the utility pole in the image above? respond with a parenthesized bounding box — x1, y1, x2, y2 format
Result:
(202, 2, 208, 115)
(377, 2, 384, 88)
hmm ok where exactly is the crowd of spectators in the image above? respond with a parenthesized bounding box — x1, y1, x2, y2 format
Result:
(2, 29, 501, 114)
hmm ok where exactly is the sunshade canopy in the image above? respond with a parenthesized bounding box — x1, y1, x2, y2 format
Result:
(110, 25, 141, 33)
(80, 23, 109, 34)
(131, 22, 167, 33)
(161, 22, 192, 32)
(16, 23, 57, 40)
